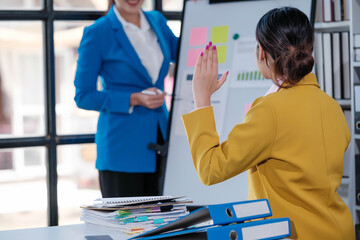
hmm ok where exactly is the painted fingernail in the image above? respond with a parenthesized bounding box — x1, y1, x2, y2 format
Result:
(201, 52, 203, 56)
(206, 45, 209, 50)
(213, 45, 216, 50)
(209, 41, 212, 46)
(226, 71, 229, 76)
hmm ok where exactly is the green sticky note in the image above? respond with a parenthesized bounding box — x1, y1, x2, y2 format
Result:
(123, 218, 136, 224)
(217, 45, 227, 63)
(117, 210, 132, 218)
(211, 26, 229, 44)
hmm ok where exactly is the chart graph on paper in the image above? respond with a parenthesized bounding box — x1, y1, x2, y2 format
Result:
(230, 37, 272, 88)
(236, 70, 264, 81)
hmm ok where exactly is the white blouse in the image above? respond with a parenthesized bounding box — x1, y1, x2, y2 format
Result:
(114, 7, 164, 84)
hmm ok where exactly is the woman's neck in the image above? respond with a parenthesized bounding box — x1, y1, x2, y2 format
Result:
(118, 7, 141, 28)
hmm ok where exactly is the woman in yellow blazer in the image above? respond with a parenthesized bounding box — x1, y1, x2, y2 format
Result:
(182, 7, 355, 239)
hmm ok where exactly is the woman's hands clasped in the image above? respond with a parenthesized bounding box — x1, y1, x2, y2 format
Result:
(192, 41, 229, 109)
(130, 87, 166, 109)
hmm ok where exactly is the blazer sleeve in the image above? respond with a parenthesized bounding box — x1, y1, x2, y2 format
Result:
(158, 12, 178, 62)
(74, 26, 132, 114)
(181, 97, 277, 186)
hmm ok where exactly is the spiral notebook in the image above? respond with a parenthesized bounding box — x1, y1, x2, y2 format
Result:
(93, 196, 184, 207)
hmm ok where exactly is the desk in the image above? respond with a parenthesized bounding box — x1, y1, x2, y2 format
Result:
(0, 223, 293, 240)
(0, 223, 131, 240)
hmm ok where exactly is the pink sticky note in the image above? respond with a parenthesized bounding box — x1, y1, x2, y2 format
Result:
(189, 27, 208, 46)
(187, 48, 203, 67)
(244, 103, 252, 115)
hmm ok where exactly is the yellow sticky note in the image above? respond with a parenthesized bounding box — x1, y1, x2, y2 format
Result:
(211, 26, 229, 44)
(217, 45, 227, 63)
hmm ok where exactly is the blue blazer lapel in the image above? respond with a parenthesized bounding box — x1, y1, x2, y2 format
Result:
(106, 6, 153, 83)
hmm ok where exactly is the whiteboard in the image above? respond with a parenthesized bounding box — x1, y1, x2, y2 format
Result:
(164, 0, 314, 205)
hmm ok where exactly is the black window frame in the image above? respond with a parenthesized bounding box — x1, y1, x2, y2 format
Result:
(0, 0, 182, 227)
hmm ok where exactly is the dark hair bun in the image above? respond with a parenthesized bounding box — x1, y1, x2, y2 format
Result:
(280, 46, 314, 84)
(256, 7, 314, 85)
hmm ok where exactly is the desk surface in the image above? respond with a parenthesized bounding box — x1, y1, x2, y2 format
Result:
(0, 223, 293, 240)
(0, 223, 131, 240)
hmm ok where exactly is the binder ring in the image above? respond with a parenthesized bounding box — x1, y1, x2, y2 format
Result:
(229, 230, 238, 240)
(226, 208, 233, 218)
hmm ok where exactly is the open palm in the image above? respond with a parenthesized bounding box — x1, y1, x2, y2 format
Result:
(192, 41, 228, 109)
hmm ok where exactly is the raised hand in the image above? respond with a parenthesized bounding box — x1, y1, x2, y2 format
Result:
(192, 41, 229, 109)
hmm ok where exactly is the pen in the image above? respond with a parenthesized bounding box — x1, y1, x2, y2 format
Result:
(141, 90, 158, 95)
(141, 89, 172, 96)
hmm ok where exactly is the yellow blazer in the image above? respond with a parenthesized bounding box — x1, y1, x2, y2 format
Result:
(182, 74, 355, 239)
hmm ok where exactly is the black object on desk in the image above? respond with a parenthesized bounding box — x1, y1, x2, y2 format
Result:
(85, 235, 113, 240)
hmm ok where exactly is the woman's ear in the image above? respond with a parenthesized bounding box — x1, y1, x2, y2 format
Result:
(258, 44, 266, 62)
(256, 43, 273, 80)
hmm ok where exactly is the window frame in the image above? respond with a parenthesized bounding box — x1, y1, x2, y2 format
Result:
(0, 0, 182, 227)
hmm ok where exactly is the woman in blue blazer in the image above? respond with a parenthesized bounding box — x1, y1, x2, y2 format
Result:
(74, 0, 178, 197)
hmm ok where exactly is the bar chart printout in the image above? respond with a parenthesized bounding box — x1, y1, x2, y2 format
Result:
(230, 37, 272, 88)
(237, 70, 265, 81)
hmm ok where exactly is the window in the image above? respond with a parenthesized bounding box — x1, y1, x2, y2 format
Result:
(0, 0, 182, 229)
(0, 21, 45, 138)
(0, 0, 42, 10)
(0, 147, 47, 230)
(54, 21, 99, 135)
(57, 144, 99, 225)
(163, 0, 183, 11)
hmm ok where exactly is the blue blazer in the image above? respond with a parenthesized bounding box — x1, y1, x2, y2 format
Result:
(74, 6, 178, 173)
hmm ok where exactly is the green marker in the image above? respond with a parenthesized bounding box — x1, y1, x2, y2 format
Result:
(233, 33, 240, 40)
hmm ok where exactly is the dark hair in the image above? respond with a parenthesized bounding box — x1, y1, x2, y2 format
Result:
(256, 7, 314, 85)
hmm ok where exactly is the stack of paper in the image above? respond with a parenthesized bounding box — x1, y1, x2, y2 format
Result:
(80, 196, 192, 235)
